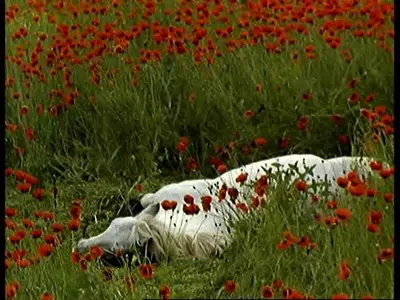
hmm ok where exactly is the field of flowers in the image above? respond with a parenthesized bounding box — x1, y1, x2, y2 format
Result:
(5, 0, 394, 299)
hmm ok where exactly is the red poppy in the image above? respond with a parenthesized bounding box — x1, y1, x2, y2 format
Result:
(159, 285, 171, 299)
(31, 229, 43, 239)
(295, 180, 308, 192)
(67, 218, 80, 231)
(6, 282, 20, 298)
(244, 110, 254, 118)
(338, 260, 351, 280)
(70, 202, 82, 219)
(184, 194, 194, 205)
(324, 216, 340, 227)
(334, 208, 352, 221)
(367, 211, 383, 225)
(176, 136, 189, 153)
(201, 196, 212, 212)
(360, 295, 374, 300)
(331, 293, 349, 300)
(236, 172, 248, 184)
(139, 264, 155, 279)
(236, 203, 249, 213)
(367, 223, 380, 233)
(16, 183, 31, 193)
(366, 188, 377, 197)
(40, 292, 54, 300)
(383, 192, 394, 203)
(254, 137, 267, 146)
(369, 161, 383, 171)
(377, 248, 393, 263)
(161, 200, 178, 211)
(51, 223, 64, 233)
(70, 251, 81, 264)
(33, 188, 45, 200)
(279, 137, 289, 149)
(217, 164, 228, 174)
(256, 83, 262, 93)
(15, 258, 31, 268)
(297, 116, 309, 130)
(22, 218, 34, 228)
(261, 285, 273, 298)
(37, 243, 53, 257)
(5, 167, 14, 176)
(224, 280, 237, 294)
(379, 168, 393, 179)
(5, 207, 17, 218)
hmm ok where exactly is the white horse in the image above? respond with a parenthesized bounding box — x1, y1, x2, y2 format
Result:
(74, 154, 373, 263)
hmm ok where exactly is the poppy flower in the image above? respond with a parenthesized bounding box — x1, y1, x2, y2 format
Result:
(251, 196, 260, 208)
(80, 259, 87, 271)
(256, 83, 262, 93)
(90, 245, 104, 258)
(183, 203, 200, 215)
(348, 182, 366, 196)
(40, 292, 54, 300)
(184, 194, 194, 205)
(324, 216, 340, 227)
(244, 110, 254, 118)
(360, 295, 374, 300)
(161, 200, 177, 211)
(176, 136, 189, 153)
(217, 164, 228, 174)
(254, 137, 267, 147)
(139, 264, 155, 279)
(236, 203, 249, 213)
(201, 196, 212, 212)
(6, 282, 20, 298)
(27, 227, 42, 239)
(16, 183, 31, 193)
(159, 285, 171, 299)
(367, 223, 380, 233)
(235, 172, 248, 184)
(70, 202, 81, 219)
(15, 258, 31, 268)
(22, 218, 34, 228)
(379, 168, 393, 179)
(383, 192, 394, 203)
(272, 279, 283, 289)
(367, 211, 383, 225)
(366, 188, 377, 197)
(70, 251, 81, 264)
(33, 188, 45, 200)
(44, 234, 60, 245)
(377, 248, 394, 263)
(261, 285, 273, 298)
(295, 179, 308, 192)
(51, 223, 64, 233)
(327, 200, 337, 209)
(5, 167, 14, 176)
(5, 207, 17, 218)
(331, 293, 349, 300)
(67, 218, 80, 231)
(228, 188, 239, 202)
(338, 261, 351, 280)
(224, 280, 237, 294)
(37, 243, 53, 257)
(279, 137, 289, 149)
(369, 161, 383, 171)
(334, 208, 352, 221)
(297, 116, 309, 130)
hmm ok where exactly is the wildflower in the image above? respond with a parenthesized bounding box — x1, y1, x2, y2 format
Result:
(6, 282, 20, 298)
(40, 292, 54, 300)
(338, 261, 351, 280)
(90, 246, 104, 258)
(70, 251, 81, 264)
(217, 164, 228, 174)
(236, 203, 249, 213)
(297, 116, 309, 130)
(5, 207, 17, 218)
(379, 168, 393, 179)
(369, 161, 383, 171)
(5, 167, 14, 176)
(254, 137, 267, 147)
(184, 194, 194, 205)
(360, 295, 374, 300)
(334, 208, 352, 221)
(37, 243, 53, 257)
(16, 183, 31, 193)
(377, 248, 393, 263)
(327, 200, 337, 209)
(135, 184, 143, 192)
(159, 285, 171, 299)
(295, 179, 308, 192)
(261, 285, 273, 298)
(51, 223, 63, 233)
(139, 264, 155, 279)
(367, 223, 380, 233)
(256, 83, 262, 93)
(44, 234, 60, 245)
(331, 293, 349, 300)
(324, 216, 340, 227)
(201, 196, 212, 212)
(22, 218, 34, 228)
(244, 110, 254, 118)
(161, 200, 178, 211)
(224, 280, 237, 294)
(176, 136, 189, 153)
(236, 172, 248, 184)
(279, 137, 289, 149)
(15, 258, 31, 268)
(383, 192, 394, 203)
(67, 218, 80, 231)
(31, 229, 43, 239)
(367, 211, 383, 225)
(70, 201, 81, 219)
(183, 203, 200, 215)
(366, 188, 377, 197)
(273, 279, 283, 289)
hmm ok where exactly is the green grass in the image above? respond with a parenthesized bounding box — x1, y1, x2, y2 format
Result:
(5, 0, 394, 299)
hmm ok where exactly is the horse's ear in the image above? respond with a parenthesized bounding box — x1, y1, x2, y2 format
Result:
(144, 202, 160, 217)
(140, 193, 155, 208)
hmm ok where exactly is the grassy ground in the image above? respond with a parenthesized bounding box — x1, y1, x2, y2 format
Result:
(5, 0, 394, 299)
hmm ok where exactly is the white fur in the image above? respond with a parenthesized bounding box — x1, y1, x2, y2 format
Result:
(74, 154, 373, 260)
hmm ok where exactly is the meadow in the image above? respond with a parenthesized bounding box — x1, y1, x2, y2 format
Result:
(5, 0, 394, 299)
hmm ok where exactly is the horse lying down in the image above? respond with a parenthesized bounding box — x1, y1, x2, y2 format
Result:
(74, 154, 373, 265)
